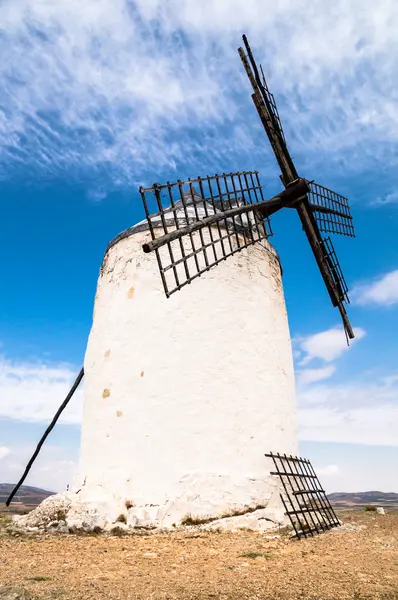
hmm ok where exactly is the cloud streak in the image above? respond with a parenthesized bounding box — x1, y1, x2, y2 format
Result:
(0, 446, 11, 461)
(297, 367, 398, 447)
(296, 365, 336, 386)
(292, 325, 398, 447)
(352, 269, 398, 306)
(1, 0, 398, 190)
(294, 326, 366, 365)
(0, 443, 77, 491)
(0, 354, 83, 424)
(316, 464, 340, 476)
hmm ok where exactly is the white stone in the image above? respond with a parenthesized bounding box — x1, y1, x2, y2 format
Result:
(376, 507, 386, 515)
(69, 223, 297, 531)
(12, 493, 72, 530)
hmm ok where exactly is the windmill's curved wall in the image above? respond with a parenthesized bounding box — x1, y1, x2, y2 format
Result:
(73, 228, 298, 529)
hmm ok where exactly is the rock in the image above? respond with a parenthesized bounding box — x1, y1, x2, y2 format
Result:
(55, 521, 69, 533)
(12, 493, 73, 531)
(47, 520, 60, 529)
(66, 501, 110, 531)
(376, 507, 386, 515)
(10, 491, 122, 534)
(126, 513, 138, 528)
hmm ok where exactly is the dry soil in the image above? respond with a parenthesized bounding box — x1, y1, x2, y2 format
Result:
(0, 510, 397, 600)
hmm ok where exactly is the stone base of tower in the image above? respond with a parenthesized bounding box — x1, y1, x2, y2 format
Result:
(13, 470, 290, 533)
(74, 468, 289, 531)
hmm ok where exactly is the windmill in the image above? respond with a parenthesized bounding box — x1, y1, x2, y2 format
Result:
(7, 36, 353, 535)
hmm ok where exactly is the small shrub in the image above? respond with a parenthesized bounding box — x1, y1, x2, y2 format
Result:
(110, 526, 127, 537)
(230, 504, 266, 517)
(364, 505, 377, 512)
(125, 500, 134, 510)
(0, 513, 12, 528)
(116, 514, 127, 524)
(239, 552, 272, 560)
(91, 526, 103, 535)
(181, 514, 218, 526)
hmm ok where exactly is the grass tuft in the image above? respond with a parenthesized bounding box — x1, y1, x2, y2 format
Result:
(239, 551, 272, 560)
(116, 514, 127, 524)
(181, 514, 216, 526)
(110, 526, 128, 537)
(180, 504, 268, 527)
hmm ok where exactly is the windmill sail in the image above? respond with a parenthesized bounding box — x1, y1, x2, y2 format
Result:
(239, 34, 297, 185)
(320, 237, 349, 304)
(308, 182, 355, 237)
(296, 197, 354, 339)
(259, 65, 287, 145)
(139, 174, 314, 298)
(139, 171, 273, 297)
(239, 35, 355, 340)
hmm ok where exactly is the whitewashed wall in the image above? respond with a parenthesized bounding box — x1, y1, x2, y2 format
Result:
(74, 228, 298, 529)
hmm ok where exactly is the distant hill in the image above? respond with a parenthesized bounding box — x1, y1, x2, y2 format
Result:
(0, 483, 55, 513)
(328, 491, 398, 508)
(1, 484, 398, 514)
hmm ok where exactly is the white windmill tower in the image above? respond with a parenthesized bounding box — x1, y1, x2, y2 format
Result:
(73, 176, 300, 530)
(8, 36, 354, 535)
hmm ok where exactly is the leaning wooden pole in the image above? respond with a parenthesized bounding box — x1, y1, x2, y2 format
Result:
(6, 367, 84, 506)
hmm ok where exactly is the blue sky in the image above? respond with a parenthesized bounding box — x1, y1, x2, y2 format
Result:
(1, 0, 398, 494)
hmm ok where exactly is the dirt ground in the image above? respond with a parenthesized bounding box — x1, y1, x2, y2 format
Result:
(0, 510, 397, 600)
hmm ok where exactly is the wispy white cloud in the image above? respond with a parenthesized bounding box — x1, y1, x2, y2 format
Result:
(0, 446, 11, 461)
(316, 464, 340, 476)
(294, 326, 366, 365)
(0, 354, 83, 424)
(1, 0, 398, 188)
(0, 443, 76, 491)
(352, 269, 398, 306)
(293, 325, 398, 448)
(297, 365, 336, 386)
(371, 191, 398, 207)
(298, 372, 398, 447)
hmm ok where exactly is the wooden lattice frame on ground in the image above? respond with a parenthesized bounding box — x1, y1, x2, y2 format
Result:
(265, 452, 341, 539)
